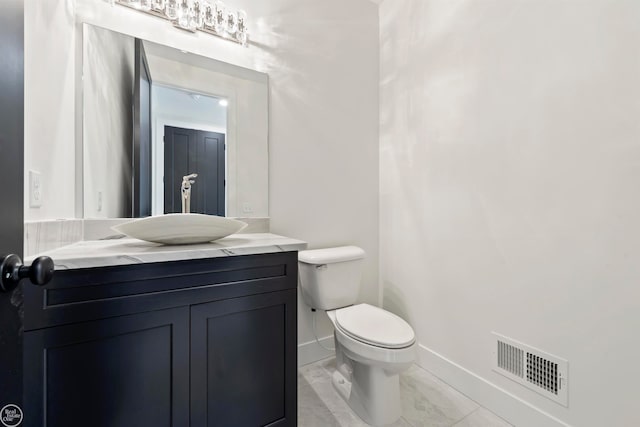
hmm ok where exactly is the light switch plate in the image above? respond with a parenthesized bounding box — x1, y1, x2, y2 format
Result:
(29, 170, 42, 208)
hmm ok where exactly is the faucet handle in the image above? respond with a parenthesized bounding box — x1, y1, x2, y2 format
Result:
(181, 173, 198, 189)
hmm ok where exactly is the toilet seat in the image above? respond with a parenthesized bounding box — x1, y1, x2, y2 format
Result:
(334, 304, 415, 349)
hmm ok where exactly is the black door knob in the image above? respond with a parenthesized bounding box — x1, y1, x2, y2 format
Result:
(0, 254, 55, 292)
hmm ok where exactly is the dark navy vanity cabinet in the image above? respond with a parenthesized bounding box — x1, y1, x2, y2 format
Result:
(22, 252, 298, 427)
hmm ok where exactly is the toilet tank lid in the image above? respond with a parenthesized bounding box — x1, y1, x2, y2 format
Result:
(298, 246, 365, 264)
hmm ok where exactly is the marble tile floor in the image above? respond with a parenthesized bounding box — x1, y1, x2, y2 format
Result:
(298, 358, 512, 427)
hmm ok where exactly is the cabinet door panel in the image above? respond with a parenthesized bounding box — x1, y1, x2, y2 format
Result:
(191, 290, 297, 427)
(24, 307, 189, 427)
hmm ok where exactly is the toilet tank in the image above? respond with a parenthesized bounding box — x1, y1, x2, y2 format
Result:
(298, 246, 366, 310)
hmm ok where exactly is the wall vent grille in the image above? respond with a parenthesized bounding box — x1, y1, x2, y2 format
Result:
(497, 340, 524, 378)
(492, 333, 568, 407)
(527, 353, 559, 395)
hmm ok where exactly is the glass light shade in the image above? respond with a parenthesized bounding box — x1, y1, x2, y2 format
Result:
(203, 2, 214, 27)
(178, 0, 192, 28)
(192, 1, 205, 29)
(152, 0, 165, 11)
(237, 10, 247, 35)
(139, 0, 152, 10)
(165, 0, 178, 19)
(226, 10, 237, 34)
(214, 1, 226, 33)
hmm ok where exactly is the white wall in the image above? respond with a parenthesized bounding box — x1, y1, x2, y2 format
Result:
(256, 0, 379, 351)
(25, 0, 379, 357)
(24, 0, 76, 220)
(83, 25, 134, 218)
(380, 1, 640, 426)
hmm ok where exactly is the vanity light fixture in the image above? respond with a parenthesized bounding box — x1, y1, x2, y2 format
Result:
(110, 0, 249, 46)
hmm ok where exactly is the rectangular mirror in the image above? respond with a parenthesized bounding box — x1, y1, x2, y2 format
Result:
(81, 23, 268, 219)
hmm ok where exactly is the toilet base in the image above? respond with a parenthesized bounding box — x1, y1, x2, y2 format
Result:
(331, 360, 403, 426)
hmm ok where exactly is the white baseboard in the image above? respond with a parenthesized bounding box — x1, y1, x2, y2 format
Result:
(416, 344, 571, 427)
(298, 335, 334, 367)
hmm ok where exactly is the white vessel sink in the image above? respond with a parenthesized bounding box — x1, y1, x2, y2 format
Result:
(112, 214, 248, 245)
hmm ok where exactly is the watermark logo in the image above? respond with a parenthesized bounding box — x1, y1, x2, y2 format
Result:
(0, 404, 23, 427)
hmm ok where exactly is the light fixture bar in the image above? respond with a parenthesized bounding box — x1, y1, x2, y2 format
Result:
(113, 0, 249, 47)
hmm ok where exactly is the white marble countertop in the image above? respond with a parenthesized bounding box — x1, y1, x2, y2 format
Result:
(26, 233, 307, 270)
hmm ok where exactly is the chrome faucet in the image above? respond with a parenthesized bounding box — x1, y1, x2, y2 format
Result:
(181, 173, 198, 213)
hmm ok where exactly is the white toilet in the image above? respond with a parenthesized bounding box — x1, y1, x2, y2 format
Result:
(298, 246, 416, 426)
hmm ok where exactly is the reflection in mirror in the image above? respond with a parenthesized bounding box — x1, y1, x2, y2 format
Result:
(81, 23, 268, 219)
(155, 87, 227, 216)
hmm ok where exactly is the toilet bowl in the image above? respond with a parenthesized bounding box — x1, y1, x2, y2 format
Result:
(328, 304, 416, 426)
(298, 247, 416, 426)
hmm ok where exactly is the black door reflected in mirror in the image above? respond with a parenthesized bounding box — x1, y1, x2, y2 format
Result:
(164, 126, 225, 216)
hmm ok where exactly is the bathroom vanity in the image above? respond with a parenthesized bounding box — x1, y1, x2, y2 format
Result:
(22, 234, 305, 427)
